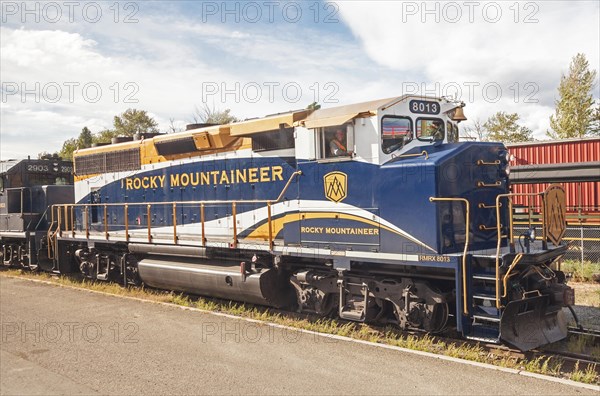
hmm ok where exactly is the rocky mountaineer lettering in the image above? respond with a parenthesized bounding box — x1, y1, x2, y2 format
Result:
(123, 166, 284, 190)
(301, 226, 379, 235)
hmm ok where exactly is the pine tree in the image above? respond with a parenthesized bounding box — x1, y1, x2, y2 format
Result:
(483, 112, 533, 143)
(78, 127, 93, 148)
(548, 54, 598, 139)
(590, 104, 600, 136)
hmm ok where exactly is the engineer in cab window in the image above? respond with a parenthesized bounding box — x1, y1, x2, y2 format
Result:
(329, 129, 352, 157)
(428, 120, 444, 141)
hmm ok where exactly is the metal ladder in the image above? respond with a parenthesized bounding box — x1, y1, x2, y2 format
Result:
(466, 255, 503, 343)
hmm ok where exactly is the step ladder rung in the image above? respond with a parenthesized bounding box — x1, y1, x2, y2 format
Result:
(472, 274, 496, 281)
(466, 335, 500, 343)
(473, 294, 496, 301)
(472, 315, 501, 323)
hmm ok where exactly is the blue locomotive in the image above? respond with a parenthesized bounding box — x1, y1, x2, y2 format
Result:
(1, 96, 573, 351)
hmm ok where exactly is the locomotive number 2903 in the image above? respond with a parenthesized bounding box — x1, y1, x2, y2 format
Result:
(27, 164, 49, 172)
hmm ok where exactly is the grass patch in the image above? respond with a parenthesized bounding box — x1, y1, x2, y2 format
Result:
(560, 260, 600, 283)
(567, 334, 592, 354)
(570, 361, 598, 384)
(2, 269, 598, 385)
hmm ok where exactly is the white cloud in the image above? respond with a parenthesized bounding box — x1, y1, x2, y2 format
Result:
(0, 10, 375, 158)
(1, 1, 598, 158)
(336, 0, 600, 139)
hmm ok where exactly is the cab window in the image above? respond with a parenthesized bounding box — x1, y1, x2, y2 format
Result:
(416, 118, 444, 142)
(319, 124, 354, 159)
(381, 116, 412, 154)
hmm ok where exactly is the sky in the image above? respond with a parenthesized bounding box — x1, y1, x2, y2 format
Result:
(1, 0, 599, 159)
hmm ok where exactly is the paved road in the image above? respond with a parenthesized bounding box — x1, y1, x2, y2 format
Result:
(0, 277, 596, 395)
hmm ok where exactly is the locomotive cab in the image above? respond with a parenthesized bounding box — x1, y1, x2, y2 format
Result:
(295, 96, 463, 166)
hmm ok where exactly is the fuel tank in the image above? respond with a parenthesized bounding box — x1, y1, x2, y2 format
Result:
(137, 255, 295, 308)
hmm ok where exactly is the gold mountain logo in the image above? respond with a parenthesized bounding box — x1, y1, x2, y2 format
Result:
(324, 171, 347, 203)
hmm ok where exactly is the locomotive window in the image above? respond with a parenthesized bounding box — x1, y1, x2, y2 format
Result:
(319, 124, 354, 159)
(416, 118, 444, 142)
(252, 127, 295, 152)
(381, 116, 412, 154)
(155, 137, 197, 156)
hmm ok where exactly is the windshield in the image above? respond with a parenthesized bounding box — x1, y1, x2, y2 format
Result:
(382, 116, 412, 154)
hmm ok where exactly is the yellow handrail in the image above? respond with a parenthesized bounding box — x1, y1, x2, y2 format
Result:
(502, 253, 524, 298)
(395, 150, 429, 160)
(494, 192, 543, 308)
(51, 170, 303, 246)
(429, 197, 470, 315)
(476, 159, 501, 166)
(46, 206, 57, 260)
(172, 203, 177, 244)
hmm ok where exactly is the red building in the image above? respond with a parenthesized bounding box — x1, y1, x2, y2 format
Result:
(507, 137, 600, 214)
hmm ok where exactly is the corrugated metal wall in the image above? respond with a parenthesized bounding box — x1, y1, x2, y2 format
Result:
(506, 138, 600, 212)
(509, 138, 600, 165)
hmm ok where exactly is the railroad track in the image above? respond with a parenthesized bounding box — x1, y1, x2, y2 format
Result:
(569, 326, 600, 339)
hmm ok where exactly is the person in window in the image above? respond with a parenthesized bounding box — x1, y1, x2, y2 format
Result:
(428, 121, 444, 141)
(329, 129, 352, 157)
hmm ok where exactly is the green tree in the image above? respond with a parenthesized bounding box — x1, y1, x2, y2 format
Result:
(58, 126, 95, 160)
(113, 109, 159, 137)
(78, 126, 93, 148)
(54, 110, 160, 158)
(548, 53, 598, 139)
(307, 102, 321, 110)
(58, 138, 78, 160)
(483, 112, 533, 143)
(590, 104, 600, 136)
(193, 104, 238, 125)
(92, 129, 118, 144)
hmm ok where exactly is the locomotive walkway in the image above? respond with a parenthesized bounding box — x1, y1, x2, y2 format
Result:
(0, 277, 596, 395)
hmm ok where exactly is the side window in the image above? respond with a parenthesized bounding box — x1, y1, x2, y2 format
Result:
(319, 124, 353, 159)
(252, 127, 295, 152)
(416, 118, 444, 141)
(382, 116, 412, 154)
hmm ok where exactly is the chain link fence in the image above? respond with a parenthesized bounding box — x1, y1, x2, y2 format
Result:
(562, 224, 600, 265)
(512, 206, 599, 265)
